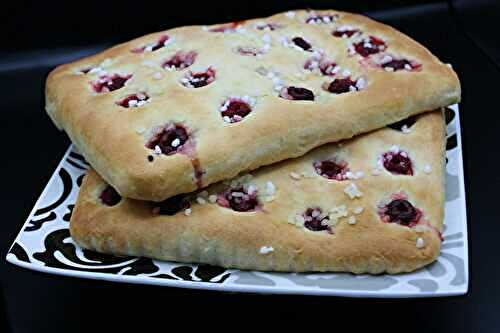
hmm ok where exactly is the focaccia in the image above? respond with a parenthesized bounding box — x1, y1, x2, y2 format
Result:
(46, 9, 459, 202)
(70, 110, 445, 274)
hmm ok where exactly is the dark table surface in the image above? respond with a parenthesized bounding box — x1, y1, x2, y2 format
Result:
(1, 1, 499, 331)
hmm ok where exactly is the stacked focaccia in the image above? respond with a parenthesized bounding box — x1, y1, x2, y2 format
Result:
(45, 9, 460, 274)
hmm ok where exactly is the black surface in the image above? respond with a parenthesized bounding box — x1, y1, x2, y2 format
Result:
(1, 1, 499, 332)
(2, 0, 439, 53)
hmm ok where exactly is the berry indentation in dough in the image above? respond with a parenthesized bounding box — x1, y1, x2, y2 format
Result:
(100, 186, 121, 206)
(381, 59, 422, 71)
(292, 37, 313, 51)
(382, 199, 421, 227)
(116, 92, 149, 108)
(305, 14, 338, 24)
(220, 98, 253, 123)
(181, 67, 216, 88)
(217, 187, 259, 212)
(162, 51, 197, 70)
(132, 35, 170, 53)
(146, 124, 189, 155)
(354, 36, 387, 57)
(303, 208, 330, 232)
(153, 194, 190, 216)
(325, 77, 358, 94)
(382, 150, 413, 175)
(387, 116, 417, 131)
(92, 74, 132, 93)
(280, 86, 315, 101)
(332, 28, 360, 38)
(313, 159, 349, 180)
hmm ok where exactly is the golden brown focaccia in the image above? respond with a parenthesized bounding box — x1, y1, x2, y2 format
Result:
(70, 110, 445, 274)
(46, 9, 459, 202)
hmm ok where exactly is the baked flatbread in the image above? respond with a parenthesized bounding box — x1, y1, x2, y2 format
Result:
(46, 9, 459, 201)
(71, 110, 445, 274)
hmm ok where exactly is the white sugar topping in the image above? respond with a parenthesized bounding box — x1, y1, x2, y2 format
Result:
(88, 67, 106, 75)
(196, 197, 207, 205)
(290, 172, 301, 180)
(353, 207, 364, 215)
(154, 145, 162, 155)
(424, 164, 432, 174)
(347, 216, 357, 225)
(356, 77, 367, 90)
(285, 11, 295, 18)
(390, 145, 400, 153)
(266, 181, 276, 195)
(247, 185, 257, 195)
(208, 194, 218, 203)
(401, 125, 412, 134)
(171, 138, 181, 147)
(380, 55, 393, 64)
(184, 208, 192, 216)
(416, 237, 425, 249)
(259, 246, 274, 254)
(337, 25, 353, 32)
(344, 183, 362, 199)
(326, 205, 348, 227)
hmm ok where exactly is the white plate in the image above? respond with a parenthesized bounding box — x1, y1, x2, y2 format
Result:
(6, 105, 468, 297)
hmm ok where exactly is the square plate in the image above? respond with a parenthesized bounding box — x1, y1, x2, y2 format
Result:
(6, 105, 468, 297)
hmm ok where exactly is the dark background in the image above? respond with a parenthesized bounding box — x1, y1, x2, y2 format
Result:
(1, 0, 499, 331)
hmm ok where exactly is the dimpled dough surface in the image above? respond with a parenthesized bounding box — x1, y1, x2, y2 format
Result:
(70, 110, 446, 274)
(46, 9, 460, 201)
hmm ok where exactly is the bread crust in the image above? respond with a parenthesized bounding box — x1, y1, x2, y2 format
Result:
(70, 110, 446, 274)
(46, 9, 460, 201)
